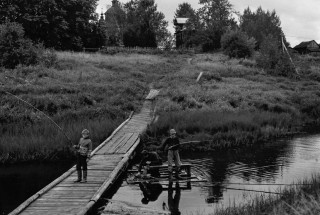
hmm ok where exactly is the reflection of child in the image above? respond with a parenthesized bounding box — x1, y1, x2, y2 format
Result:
(168, 182, 181, 215)
(73, 129, 92, 183)
(139, 181, 163, 204)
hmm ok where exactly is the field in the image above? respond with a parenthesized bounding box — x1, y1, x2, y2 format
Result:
(146, 53, 320, 151)
(1, 51, 320, 163)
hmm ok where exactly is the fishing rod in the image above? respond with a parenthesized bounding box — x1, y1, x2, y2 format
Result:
(205, 187, 282, 195)
(168, 140, 211, 150)
(201, 182, 313, 187)
(3, 90, 73, 145)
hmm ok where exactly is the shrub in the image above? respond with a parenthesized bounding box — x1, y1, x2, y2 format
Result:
(256, 35, 281, 70)
(39, 49, 58, 68)
(221, 30, 256, 58)
(0, 22, 41, 69)
(256, 35, 296, 77)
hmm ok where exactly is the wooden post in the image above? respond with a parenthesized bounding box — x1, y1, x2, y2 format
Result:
(196, 72, 203, 82)
(281, 34, 300, 76)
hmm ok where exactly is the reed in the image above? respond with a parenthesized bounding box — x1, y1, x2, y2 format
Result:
(212, 175, 320, 215)
(0, 114, 124, 164)
(147, 110, 298, 150)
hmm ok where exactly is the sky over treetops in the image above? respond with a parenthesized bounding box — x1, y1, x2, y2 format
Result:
(97, 0, 320, 47)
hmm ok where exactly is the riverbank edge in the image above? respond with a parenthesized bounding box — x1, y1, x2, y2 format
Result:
(212, 174, 320, 215)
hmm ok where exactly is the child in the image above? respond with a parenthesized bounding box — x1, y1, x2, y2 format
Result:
(138, 150, 163, 177)
(159, 129, 182, 181)
(73, 129, 92, 183)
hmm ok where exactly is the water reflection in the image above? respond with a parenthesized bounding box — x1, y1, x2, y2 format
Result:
(0, 162, 71, 215)
(139, 181, 163, 204)
(183, 139, 296, 202)
(104, 134, 320, 214)
(167, 182, 181, 215)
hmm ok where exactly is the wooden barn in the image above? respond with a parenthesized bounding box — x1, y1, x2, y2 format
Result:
(294, 40, 320, 54)
(174, 18, 189, 49)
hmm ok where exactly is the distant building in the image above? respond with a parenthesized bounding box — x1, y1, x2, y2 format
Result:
(101, 0, 126, 46)
(294, 40, 320, 54)
(174, 18, 189, 49)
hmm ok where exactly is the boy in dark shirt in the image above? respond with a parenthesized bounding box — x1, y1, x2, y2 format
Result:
(159, 129, 182, 180)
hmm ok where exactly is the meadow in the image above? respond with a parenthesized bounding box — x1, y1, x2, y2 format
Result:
(1, 51, 320, 163)
(0, 51, 184, 163)
(145, 53, 320, 151)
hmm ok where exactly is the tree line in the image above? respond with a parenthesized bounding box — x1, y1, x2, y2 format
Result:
(0, 0, 286, 51)
(174, 1, 286, 52)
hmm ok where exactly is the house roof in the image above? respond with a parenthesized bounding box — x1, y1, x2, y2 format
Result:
(294, 40, 319, 49)
(174, 18, 189, 25)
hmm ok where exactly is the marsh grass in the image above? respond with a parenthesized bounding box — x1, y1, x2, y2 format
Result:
(0, 51, 184, 164)
(147, 110, 297, 150)
(1, 51, 320, 164)
(0, 111, 124, 164)
(212, 175, 320, 215)
(146, 53, 320, 150)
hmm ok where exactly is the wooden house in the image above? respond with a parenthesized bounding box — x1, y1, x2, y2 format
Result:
(174, 18, 189, 48)
(294, 40, 320, 54)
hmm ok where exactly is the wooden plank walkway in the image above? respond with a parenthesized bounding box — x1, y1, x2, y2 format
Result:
(9, 90, 159, 215)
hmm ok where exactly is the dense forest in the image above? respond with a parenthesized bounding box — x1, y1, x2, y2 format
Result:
(0, 0, 286, 52)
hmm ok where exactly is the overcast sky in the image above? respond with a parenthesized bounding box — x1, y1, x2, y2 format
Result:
(97, 0, 320, 47)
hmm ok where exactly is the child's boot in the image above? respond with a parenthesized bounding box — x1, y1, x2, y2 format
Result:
(74, 170, 82, 183)
(81, 170, 87, 183)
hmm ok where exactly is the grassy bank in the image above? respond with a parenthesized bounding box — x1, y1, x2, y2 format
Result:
(1, 51, 320, 164)
(0, 51, 185, 164)
(145, 53, 320, 150)
(212, 175, 320, 215)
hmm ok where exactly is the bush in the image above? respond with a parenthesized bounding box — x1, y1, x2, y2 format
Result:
(221, 30, 256, 58)
(0, 22, 40, 69)
(256, 35, 281, 69)
(256, 35, 296, 76)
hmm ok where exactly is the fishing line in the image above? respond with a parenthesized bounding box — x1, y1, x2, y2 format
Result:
(1, 88, 73, 145)
(168, 140, 212, 150)
(206, 187, 282, 195)
(201, 182, 313, 187)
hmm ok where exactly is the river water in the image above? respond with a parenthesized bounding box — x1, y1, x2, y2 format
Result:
(104, 134, 320, 214)
(1, 134, 320, 215)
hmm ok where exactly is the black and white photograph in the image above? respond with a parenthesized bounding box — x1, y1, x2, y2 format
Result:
(1, 0, 320, 214)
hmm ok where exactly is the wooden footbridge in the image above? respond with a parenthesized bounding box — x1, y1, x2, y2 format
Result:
(9, 89, 160, 215)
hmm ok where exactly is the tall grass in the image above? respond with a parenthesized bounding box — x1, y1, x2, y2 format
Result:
(0, 113, 124, 164)
(145, 52, 320, 150)
(146, 110, 298, 150)
(0, 51, 184, 164)
(2, 51, 320, 164)
(213, 175, 320, 215)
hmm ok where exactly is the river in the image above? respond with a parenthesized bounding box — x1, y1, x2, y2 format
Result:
(1, 134, 320, 215)
(102, 133, 320, 214)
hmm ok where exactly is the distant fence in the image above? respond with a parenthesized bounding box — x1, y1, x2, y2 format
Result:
(83, 47, 101, 52)
(83, 46, 195, 55)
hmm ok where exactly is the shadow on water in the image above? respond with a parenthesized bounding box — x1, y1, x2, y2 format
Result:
(0, 162, 72, 215)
